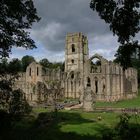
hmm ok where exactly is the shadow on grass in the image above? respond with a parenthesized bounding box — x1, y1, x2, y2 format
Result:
(1, 111, 140, 140)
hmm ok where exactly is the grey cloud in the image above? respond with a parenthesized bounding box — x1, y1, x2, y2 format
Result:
(31, 0, 139, 60)
(11, 0, 139, 61)
(32, 0, 112, 52)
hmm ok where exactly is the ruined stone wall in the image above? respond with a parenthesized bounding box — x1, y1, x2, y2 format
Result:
(84, 53, 138, 102)
(13, 33, 138, 103)
(44, 68, 62, 82)
(64, 71, 81, 98)
(15, 62, 64, 103)
(14, 73, 26, 93)
(123, 68, 138, 99)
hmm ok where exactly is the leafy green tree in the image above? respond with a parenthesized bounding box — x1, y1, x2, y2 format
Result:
(0, 0, 40, 58)
(0, 59, 31, 116)
(114, 41, 139, 69)
(39, 58, 50, 68)
(21, 55, 35, 71)
(9, 89, 32, 117)
(39, 59, 65, 71)
(0, 58, 8, 75)
(90, 0, 140, 69)
(8, 58, 22, 73)
(0, 0, 40, 125)
(50, 62, 65, 71)
(102, 113, 140, 140)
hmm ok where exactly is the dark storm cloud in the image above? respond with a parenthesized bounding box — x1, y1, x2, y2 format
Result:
(32, 0, 113, 53)
(11, 0, 139, 61)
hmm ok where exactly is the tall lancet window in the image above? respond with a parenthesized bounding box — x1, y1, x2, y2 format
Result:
(72, 44, 75, 52)
(29, 68, 31, 76)
(37, 67, 39, 76)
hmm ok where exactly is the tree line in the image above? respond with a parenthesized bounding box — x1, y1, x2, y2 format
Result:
(0, 55, 65, 73)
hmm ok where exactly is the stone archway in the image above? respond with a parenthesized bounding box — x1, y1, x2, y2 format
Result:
(90, 54, 104, 73)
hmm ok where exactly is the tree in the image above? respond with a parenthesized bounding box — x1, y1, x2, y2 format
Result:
(0, 0, 40, 58)
(114, 41, 140, 69)
(0, 58, 31, 116)
(9, 89, 31, 117)
(0, 58, 8, 75)
(0, 0, 40, 125)
(8, 58, 22, 73)
(39, 58, 65, 71)
(50, 62, 65, 71)
(21, 55, 35, 71)
(39, 58, 50, 68)
(90, 0, 140, 69)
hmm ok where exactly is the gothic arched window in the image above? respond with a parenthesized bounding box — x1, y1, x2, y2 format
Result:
(71, 73, 74, 79)
(87, 77, 91, 87)
(95, 77, 98, 93)
(72, 44, 75, 52)
(37, 67, 39, 76)
(29, 68, 31, 76)
(71, 81, 73, 91)
(95, 80, 98, 93)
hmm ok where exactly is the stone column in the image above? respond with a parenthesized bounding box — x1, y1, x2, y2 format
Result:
(83, 87, 94, 111)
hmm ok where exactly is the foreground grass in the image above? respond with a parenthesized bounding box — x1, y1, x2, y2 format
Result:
(95, 90, 140, 108)
(59, 110, 119, 136)
(1, 90, 140, 140)
(1, 108, 140, 140)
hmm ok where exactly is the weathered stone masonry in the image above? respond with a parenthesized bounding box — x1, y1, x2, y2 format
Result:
(15, 33, 138, 102)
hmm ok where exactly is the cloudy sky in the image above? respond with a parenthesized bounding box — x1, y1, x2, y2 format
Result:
(10, 0, 140, 62)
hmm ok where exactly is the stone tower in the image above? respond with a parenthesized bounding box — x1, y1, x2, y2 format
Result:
(64, 33, 89, 98)
(65, 32, 89, 74)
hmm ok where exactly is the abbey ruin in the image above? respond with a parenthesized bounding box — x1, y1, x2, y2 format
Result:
(15, 33, 138, 103)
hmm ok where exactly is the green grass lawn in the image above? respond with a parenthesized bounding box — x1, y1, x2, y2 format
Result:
(59, 110, 119, 136)
(1, 90, 140, 140)
(2, 108, 140, 140)
(95, 90, 140, 108)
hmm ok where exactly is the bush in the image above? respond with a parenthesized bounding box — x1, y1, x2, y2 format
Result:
(9, 89, 32, 119)
(0, 110, 12, 131)
(0, 89, 32, 123)
(34, 112, 55, 128)
(102, 113, 140, 140)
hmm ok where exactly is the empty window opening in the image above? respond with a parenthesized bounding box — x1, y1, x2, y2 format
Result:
(37, 67, 39, 76)
(71, 73, 74, 79)
(91, 58, 101, 66)
(91, 58, 101, 73)
(103, 84, 105, 92)
(72, 44, 75, 52)
(71, 81, 73, 91)
(95, 80, 98, 93)
(71, 59, 74, 64)
(29, 68, 31, 76)
(87, 77, 91, 87)
(79, 81, 80, 86)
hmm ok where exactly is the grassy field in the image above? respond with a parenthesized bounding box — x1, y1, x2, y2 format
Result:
(95, 90, 140, 108)
(1, 90, 140, 140)
(2, 108, 139, 140)
(59, 110, 119, 136)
